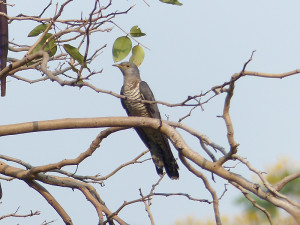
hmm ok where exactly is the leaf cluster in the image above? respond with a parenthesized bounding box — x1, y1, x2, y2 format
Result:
(28, 23, 88, 70)
(112, 25, 145, 67)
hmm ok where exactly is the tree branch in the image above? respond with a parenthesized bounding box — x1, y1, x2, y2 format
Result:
(275, 171, 300, 192)
(25, 180, 73, 225)
(179, 154, 222, 225)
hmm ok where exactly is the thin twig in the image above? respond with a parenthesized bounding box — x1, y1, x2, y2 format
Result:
(179, 154, 222, 225)
(231, 181, 273, 225)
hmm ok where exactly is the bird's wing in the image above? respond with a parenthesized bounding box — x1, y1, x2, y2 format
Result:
(140, 81, 179, 179)
(121, 81, 179, 178)
(120, 84, 164, 175)
(139, 81, 161, 119)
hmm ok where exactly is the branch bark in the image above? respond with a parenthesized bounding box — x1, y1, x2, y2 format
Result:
(1, 116, 299, 223)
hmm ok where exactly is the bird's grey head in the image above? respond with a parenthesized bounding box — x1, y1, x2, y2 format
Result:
(113, 62, 141, 81)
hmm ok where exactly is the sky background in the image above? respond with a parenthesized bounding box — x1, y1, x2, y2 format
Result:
(1, 0, 300, 224)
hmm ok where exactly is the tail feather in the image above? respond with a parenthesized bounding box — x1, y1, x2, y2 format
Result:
(155, 166, 164, 176)
(160, 134, 179, 179)
(164, 158, 179, 180)
(134, 127, 179, 179)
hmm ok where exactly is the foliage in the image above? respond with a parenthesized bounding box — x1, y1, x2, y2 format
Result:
(112, 36, 132, 62)
(112, 25, 146, 66)
(129, 25, 146, 37)
(174, 215, 295, 225)
(236, 158, 300, 220)
(27, 23, 50, 37)
(159, 0, 183, 6)
(30, 33, 57, 57)
(63, 44, 87, 67)
(129, 45, 145, 67)
(1, 1, 300, 225)
(174, 158, 300, 225)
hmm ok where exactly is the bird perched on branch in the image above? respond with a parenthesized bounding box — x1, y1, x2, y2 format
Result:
(114, 62, 179, 179)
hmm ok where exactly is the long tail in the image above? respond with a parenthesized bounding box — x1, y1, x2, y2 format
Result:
(161, 135, 179, 179)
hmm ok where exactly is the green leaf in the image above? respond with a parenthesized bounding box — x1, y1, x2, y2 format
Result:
(47, 44, 57, 57)
(31, 33, 57, 57)
(112, 36, 132, 62)
(129, 45, 145, 67)
(44, 35, 57, 57)
(130, 26, 146, 37)
(63, 44, 86, 67)
(70, 64, 79, 73)
(28, 24, 50, 37)
(159, 0, 183, 6)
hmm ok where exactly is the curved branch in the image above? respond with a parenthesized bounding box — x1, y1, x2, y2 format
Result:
(0, 116, 299, 222)
(102, 150, 149, 180)
(275, 171, 300, 192)
(230, 181, 273, 225)
(26, 180, 72, 225)
(0, 160, 125, 224)
(233, 155, 300, 208)
(26, 127, 126, 176)
(179, 154, 221, 225)
(0, 51, 45, 80)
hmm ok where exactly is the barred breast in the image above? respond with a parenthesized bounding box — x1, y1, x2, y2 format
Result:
(122, 83, 150, 117)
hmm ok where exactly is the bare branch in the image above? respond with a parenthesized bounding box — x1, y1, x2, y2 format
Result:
(38, 0, 53, 18)
(275, 171, 300, 192)
(243, 69, 300, 79)
(0, 154, 32, 169)
(167, 121, 226, 156)
(231, 181, 274, 225)
(26, 127, 126, 177)
(179, 154, 222, 225)
(216, 52, 255, 165)
(233, 154, 300, 208)
(153, 192, 210, 203)
(0, 207, 40, 220)
(140, 188, 156, 225)
(102, 150, 150, 180)
(25, 180, 72, 225)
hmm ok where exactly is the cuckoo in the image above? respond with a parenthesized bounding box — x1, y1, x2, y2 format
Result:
(114, 62, 179, 179)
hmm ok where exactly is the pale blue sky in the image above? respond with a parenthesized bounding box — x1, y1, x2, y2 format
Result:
(1, 0, 300, 224)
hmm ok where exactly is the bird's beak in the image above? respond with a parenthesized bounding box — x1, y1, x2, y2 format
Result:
(112, 64, 121, 68)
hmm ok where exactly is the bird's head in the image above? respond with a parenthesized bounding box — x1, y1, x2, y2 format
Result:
(113, 62, 140, 80)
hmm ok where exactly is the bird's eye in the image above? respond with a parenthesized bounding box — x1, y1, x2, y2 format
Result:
(126, 65, 130, 68)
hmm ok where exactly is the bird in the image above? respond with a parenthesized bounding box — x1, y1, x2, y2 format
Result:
(113, 61, 179, 179)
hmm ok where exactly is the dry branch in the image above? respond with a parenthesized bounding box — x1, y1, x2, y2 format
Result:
(179, 154, 221, 225)
(0, 207, 40, 220)
(26, 180, 73, 225)
(2, 116, 299, 223)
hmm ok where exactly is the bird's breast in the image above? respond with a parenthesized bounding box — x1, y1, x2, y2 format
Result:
(122, 84, 149, 117)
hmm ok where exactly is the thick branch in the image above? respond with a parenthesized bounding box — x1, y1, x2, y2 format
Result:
(0, 117, 169, 136)
(242, 69, 300, 78)
(0, 51, 45, 80)
(1, 117, 300, 222)
(275, 171, 300, 192)
(25, 180, 73, 225)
